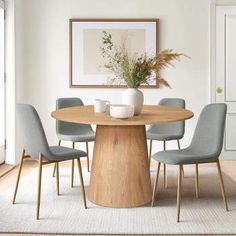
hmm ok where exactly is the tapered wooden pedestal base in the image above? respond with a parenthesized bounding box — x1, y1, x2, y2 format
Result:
(88, 125, 152, 208)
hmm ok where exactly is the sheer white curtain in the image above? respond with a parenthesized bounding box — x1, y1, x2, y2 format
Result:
(0, 1, 5, 164)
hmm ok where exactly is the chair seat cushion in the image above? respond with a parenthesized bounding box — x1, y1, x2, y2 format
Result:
(152, 148, 218, 165)
(146, 131, 183, 141)
(49, 146, 87, 161)
(57, 131, 95, 142)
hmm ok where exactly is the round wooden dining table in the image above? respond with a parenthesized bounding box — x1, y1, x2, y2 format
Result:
(51, 105, 193, 208)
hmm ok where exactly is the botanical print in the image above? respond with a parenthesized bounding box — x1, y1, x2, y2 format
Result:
(83, 29, 146, 75)
(70, 20, 158, 87)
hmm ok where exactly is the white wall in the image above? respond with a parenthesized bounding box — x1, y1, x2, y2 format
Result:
(14, 0, 210, 162)
(216, 0, 236, 4)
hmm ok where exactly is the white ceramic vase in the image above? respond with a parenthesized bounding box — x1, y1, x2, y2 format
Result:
(122, 88, 144, 115)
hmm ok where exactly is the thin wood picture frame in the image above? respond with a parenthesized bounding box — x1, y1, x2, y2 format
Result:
(69, 18, 159, 88)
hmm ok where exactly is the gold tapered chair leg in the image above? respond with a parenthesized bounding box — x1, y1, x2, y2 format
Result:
(195, 164, 199, 198)
(52, 164, 56, 178)
(148, 140, 153, 168)
(181, 166, 185, 178)
(53, 140, 61, 177)
(163, 141, 167, 188)
(71, 142, 75, 188)
(177, 140, 185, 177)
(36, 153, 43, 220)
(177, 164, 182, 223)
(151, 162, 161, 206)
(163, 163, 167, 188)
(71, 159, 74, 188)
(86, 142, 90, 172)
(177, 139, 181, 149)
(216, 160, 229, 211)
(12, 149, 25, 204)
(77, 158, 87, 209)
(56, 162, 60, 195)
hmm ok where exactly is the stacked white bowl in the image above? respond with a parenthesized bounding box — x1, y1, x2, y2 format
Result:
(110, 104, 134, 119)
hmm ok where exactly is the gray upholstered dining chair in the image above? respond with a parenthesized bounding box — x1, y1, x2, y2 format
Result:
(52, 97, 95, 187)
(147, 98, 185, 188)
(13, 104, 87, 220)
(151, 103, 229, 222)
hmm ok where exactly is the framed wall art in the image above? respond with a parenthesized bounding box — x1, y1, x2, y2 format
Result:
(69, 19, 159, 88)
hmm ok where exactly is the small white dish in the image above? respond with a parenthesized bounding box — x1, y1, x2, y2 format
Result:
(110, 104, 134, 119)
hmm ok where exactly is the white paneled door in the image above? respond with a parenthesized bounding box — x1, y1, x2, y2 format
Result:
(0, 5, 4, 164)
(216, 6, 236, 159)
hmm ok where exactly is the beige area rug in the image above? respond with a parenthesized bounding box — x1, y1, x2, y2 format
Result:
(0, 165, 236, 234)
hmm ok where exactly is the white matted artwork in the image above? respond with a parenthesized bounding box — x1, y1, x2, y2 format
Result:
(69, 19, 159, 88)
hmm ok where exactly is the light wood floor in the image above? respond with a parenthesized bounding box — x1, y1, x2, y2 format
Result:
(0, 164, 15, 178)
(0, 160, 236, 236)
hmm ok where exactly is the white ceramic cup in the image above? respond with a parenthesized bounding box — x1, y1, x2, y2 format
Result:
(94, 99, 110, 113)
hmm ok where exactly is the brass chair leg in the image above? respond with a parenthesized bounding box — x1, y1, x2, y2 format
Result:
(216, 160, 229, 211)
(71, 142, 75, 188)
(181, 166, 185, 178)
(177, 139, 185, 177)
(12, 149, 25, 204)
(151, 162, 161, 206)
(56, 162, 60, 195)
(86, 142, 90, 172)
(195, 164, 199, 198)
(177, 164, 182, 223)
(148, 140, 153, 168)
(177, 139, 181, 149)
(163, 141, 167, 188)
(77, 158, 87, 209)
(53, 140, 61, 177)
(52, 164, 56, 178)
(163, 163, 167, 188)
(36, 153, 43, 220)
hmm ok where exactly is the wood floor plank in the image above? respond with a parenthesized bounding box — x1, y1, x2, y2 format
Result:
(0, 164, 15, 178)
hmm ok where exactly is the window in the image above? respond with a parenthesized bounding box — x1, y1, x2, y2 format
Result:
(0, 2, 5, 164)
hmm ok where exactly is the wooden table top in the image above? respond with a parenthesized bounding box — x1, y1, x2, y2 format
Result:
(51, 105, 193, 126)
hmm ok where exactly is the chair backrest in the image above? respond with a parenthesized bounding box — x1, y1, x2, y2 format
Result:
(56, 97, 93, 136)
(17, 104, 51, 159)
(190, 103, 227, 157)
(149, 98, 186, 137)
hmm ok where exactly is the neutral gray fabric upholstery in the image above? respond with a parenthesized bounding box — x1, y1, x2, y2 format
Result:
(152, 103, 227, 165)
(17, 104, 87, 160)
(49, 146, 85, 161)
(146, 98, 185, 141)
(56, 98, 95, 142)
